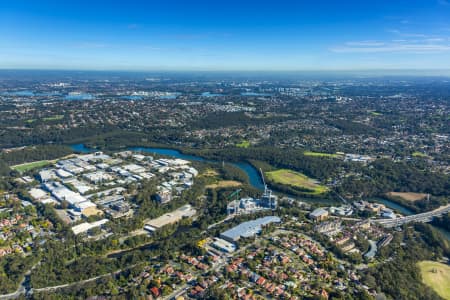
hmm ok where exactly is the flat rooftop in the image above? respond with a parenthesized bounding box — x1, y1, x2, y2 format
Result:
(71, 219, 109, 235)
(221, 216, 281, 242)
(145, 204, 196, 229)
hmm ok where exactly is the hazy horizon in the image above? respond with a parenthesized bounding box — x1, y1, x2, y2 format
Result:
(2, 0, 450, 71)
(2, 68, 450, 78)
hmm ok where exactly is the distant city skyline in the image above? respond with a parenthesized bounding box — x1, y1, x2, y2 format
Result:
(2, 0, 450, 72)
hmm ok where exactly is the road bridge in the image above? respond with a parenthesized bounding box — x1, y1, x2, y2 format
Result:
(374, 204, 450, 228)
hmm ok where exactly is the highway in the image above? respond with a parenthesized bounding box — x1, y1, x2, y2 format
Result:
(374, 204, 450, 228)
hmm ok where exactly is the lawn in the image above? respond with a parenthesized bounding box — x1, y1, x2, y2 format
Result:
(265, 169, 329, 194)
(236, 140, 251, 148)
(206, 180, 242, 189)
(412, 151, 429, 158)
(11, 160, 51, 173)
(386, 192, 428, 202)
(201, 169, 219, 177)
(418, 261, 450, 300)
(303, 151, 339, 158)
(43, 115, 64, 121)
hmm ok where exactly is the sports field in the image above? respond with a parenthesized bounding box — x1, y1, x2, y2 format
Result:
(11, 160, 51, 173)
(265, 169, 328, 194)
(418, 261, 450, 300)
(412, 151, 429, 158)
(43, 115, 64, 121)
(303, 151, 339, 158)
(236, 140, 250, 148)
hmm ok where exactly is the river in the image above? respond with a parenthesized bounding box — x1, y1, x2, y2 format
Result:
(71, 144, 265, 190)
(70, 144, 450, 241)
(130, 147, 266, 190)
(374, 197, 450, 241)
(370, 197, 415, 215)
(71, 144, 335, 204)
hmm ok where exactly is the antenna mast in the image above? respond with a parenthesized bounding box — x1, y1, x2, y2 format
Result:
(260, 168, 275, 210)
(260, 168, 267, 193)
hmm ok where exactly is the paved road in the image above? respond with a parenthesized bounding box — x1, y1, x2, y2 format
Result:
(36, 262, 144, 293)
(375, 204, 450, 228)
(0, 261, 41, 300)
(0, 288, 24, 300)
(364, 240, 377, 259)
(0, 263, 141, 299)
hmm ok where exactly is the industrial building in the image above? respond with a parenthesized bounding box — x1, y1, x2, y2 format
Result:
(309, 208, 329, 221)
(71, 219, 109, 235)
(144, 204, 196, 232)
(211, 238, 236, 253)
(220, 216, 281, 243)
(155, 189, 172, 204)
(29, 151, 199, 232)
(39, 170, 58, 182)
(227, 182, 278, 216)
(329, 205, 353, 216)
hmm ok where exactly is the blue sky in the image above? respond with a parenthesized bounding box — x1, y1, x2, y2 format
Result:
(1, 0, 450, 71)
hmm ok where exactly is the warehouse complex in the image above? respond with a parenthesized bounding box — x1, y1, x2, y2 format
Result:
(220, 216, 281, 243)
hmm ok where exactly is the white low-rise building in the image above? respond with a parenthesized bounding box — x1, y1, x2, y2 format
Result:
(71, 219, 109, 235)
(29, 188, 48, 200)
(39, 169, 57, 182)
(123, 163, 146, 174)
(74, 200, 96, 211)
(56, 169, 73, 178)
(212, 238, 236, 253)
(83, 171, 114, 184)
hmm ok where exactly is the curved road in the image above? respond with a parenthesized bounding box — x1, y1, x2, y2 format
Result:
(375, 204, 450, 228)
(0, 263, 141, 299)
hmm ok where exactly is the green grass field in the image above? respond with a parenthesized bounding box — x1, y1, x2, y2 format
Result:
(43, 115, 64, 121)
(303, 151, 339, 158)
(265, 169, 329, 194)
(11, 160, 51, 173)
(236, 140, 250, 148)
(412, 151, 429, 158)
(418, 261, 450, 300)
